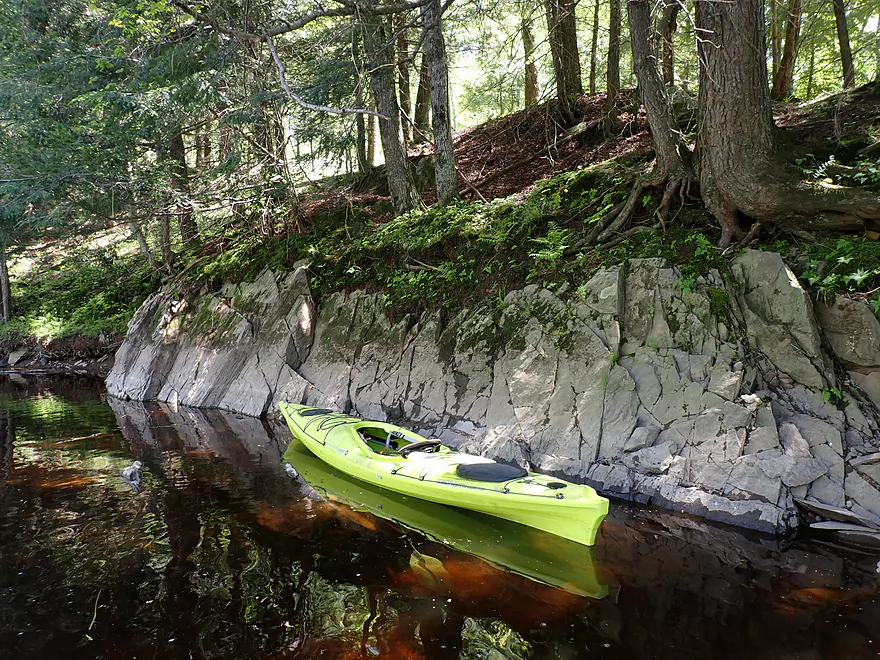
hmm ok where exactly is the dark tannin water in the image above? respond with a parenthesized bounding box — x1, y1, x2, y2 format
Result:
(1, 375, 878, 659)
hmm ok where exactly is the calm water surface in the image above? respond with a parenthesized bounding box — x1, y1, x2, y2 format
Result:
(1, 375, 878, 659)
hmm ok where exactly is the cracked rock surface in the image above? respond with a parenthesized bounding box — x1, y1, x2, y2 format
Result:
(106, 251, 880, 535)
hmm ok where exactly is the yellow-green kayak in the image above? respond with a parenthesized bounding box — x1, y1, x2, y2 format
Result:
(283, 437, 608, 598)
(278, 402, 609, 546)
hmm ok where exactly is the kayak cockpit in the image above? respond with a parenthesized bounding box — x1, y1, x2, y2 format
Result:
(356, 425, 441, 457)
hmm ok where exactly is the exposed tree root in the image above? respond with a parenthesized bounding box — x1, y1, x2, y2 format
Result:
(563, 173, 695, 255)
(712, 176, 880, 248)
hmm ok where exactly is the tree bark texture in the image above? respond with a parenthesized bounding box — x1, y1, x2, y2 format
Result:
(545, 0, 583, 121)
(605, 0, 622, 131)
(659, 0, 680, 87)
(628, 0, 690, 178)
(696, 0, 880, 246)
(130, 220, 158, 270)
(414, 55, 431, 143)
(168, 132, 200, 250)
(589, 0, 600, 94)
(770, 0, 780, 81)
(770, 0, 802, 99)
(355, 75, 369, 173)
(367, 98, 379, 165)
(396, 20, 413, 144)
(421, 0, 459, 206)
(364, 13, 421, 215)
(831, 0, 855, 89)
(159, 214, 173, 272)
(522, 12, 539, 106)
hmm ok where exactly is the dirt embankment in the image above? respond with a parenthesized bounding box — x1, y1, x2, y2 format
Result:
(1, 336, 119, 379)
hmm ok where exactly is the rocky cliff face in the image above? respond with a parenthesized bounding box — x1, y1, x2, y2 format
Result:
(106, 251, 880, 535)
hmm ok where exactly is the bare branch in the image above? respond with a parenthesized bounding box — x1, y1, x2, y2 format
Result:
(171, 0, 434, 41)
(266, 37, 388, 119)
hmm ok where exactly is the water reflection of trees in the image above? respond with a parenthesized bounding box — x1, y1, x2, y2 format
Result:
(2, 384, 880, 660)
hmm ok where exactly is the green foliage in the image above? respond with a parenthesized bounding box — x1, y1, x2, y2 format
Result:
(528, 222, 569, 268)
(2, 244, 158, 340)
(708, 287, 731, 318)
(822, 387, 843, 405)
(797, 237, 880, 300)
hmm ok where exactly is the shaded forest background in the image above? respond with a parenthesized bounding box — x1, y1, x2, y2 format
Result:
(0, 0, 879, 346)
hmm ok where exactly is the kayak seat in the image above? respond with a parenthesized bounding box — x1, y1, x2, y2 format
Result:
(456, 462, 527, 482)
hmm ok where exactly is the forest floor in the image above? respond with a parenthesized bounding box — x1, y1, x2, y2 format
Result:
(303, 83, 879, 221)
(5, 84, 880, 373)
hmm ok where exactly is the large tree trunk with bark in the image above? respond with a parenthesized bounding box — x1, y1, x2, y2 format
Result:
(413, 55, 431, 143)
(522, 10, 539, 106)
(421, 0, 458, 206)
(364, 13, 421, 215)
(831, 0, 855, 89)
(659, 0, 680, 87)
(696, 0, 880, 246)
(605, 0, 622, 132)
(771, 0, 802, 100)
(628, 0, 691, 180)
(545, 0, 583, 121)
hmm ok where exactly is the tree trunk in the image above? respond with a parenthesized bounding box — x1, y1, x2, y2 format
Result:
(589, 0, 600, 94)
(605, 0, 622, 131)
(659, 0, 680, 87)
(168, 132, 199, 250)
(355, 76, 370, 173)
(628, 0, 691, 179)
(831, 0, 855, 89)
(219, 121, 233, 162)
(545, 0, 583, 121)
(130, 220, 158, 270)
(367, 97, 379, 166)
(363, 12, 421, 215)
(396, 21, 413, 145)
(0, 239, 10, 322)
(421, 0, 459, 206)
(770, 0, 803, 100)
(522, 11, 540, 106)
(695, 0, 880, 246)
(770, 0, 780, 81)
(159, 214, 173, 272)
(354, 22, 370, 173)
(413, 55, 431, 143)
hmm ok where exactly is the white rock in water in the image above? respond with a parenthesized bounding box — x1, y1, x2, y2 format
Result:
(120, 460, 144, 492)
